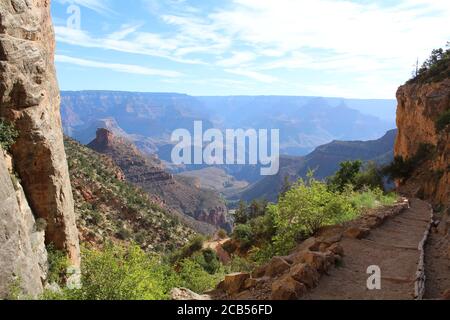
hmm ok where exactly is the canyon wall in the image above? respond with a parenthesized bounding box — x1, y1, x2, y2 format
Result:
(395, 78, 449, 207)
(0, 0, 80, 297)
(0, 149, 47, 298)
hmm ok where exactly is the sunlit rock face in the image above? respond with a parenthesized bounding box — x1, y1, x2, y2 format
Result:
(395, 78, 449, 206)
(0, 0, 80, 269)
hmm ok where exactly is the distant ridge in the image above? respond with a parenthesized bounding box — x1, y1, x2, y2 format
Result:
(239, 129, 397, 202)
(61, 91, 395, 159)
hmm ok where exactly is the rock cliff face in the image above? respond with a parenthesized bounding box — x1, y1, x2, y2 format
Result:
(0, 149, 47, 298)
(0, 0, 80, 296)
(88, 128, 231, 232)
(395, 78, 449, 207)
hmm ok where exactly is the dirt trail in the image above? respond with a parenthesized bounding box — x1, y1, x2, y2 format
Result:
(302, 199, 432, 300)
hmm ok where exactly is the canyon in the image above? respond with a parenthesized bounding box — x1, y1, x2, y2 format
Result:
(0, 0, 448, 302)
(87, 128, 232, 233)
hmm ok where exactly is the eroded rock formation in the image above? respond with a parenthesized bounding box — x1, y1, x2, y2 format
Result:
(0, 0, 80, 285)
(395, 78, 450, 207)
(88, 128, 231, 232)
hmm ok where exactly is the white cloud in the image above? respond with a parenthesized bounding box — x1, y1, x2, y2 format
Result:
(55, 55, 182, 77)
(107, 23, 144, 41)
(55, 26, 206, 65)
(54, 0, 450, 97)
(225, 69, 279, 83)
(217, 52, 257, 67)
(210, 0, 450, 65)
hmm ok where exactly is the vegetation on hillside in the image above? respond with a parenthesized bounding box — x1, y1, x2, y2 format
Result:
(64, 137, 195, 252)
(40, 156, 398, 300)
(435, 109, 450, 133)
(327, 160, 384, 192)
(408, 43, 450, 84)
(42, 238, 253, 300)
(0, 120, 18, 151)
(230, 167, 396, 264)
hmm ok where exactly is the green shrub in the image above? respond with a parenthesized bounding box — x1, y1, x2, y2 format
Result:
(271, 176, 357, 255)
(64, 244, 170, 300)
(248, 244, 277, 265)
(354, 162, 385, 191)
(117, 226, 132, 240)
(0, 120, 18, 151)
(47, 245, 70, 286)
(328, 161, 385, 192)
(435, 109, 450, 133)
(350, 188, 397, 210)
(177, 258, 224, 293)
(6, 277, 22, 300)
(408, 44, 450, 84)
(328, 160, 362, 192)
(225, 256, 256, 273)
(195, 249, 221, 275)
(232, 224, 254, 250)
(233, 200, 248, 224)
(217, 229, 228, 239)
(170, 235, 205, 263)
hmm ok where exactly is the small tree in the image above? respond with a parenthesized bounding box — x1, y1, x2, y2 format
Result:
(328, 160, 362, 192)
(233, 200, 248, 225)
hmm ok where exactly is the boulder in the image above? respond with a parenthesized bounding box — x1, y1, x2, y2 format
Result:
(319, 242, 330, 252)
(328, 243, 344, 257)
(223, 273, 250, 295)
(252, 265, 267, 278)
(296, 237, 321, 252)
(171, 288, 211, 300)
(271, 276, 306, 300)
(243, 277, 267, 290)
(289, 263, 320, 289)
(316, 226, 344, 245)
(344, 227, 371, 239)
(296, 250, 335, 273)
(265, 257, 291, 277)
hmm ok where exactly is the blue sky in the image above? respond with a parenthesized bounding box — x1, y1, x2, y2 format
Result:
(52, 0, 449, 98)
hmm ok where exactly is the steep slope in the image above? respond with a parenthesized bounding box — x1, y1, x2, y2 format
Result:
(395, 79, 449, 207)
(240, 130, 397, 202)
(87, 129, 231, 232)
(64, 137, 197, 251)
(0, 0, 80, 298)
(394, 54, 449, 299)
